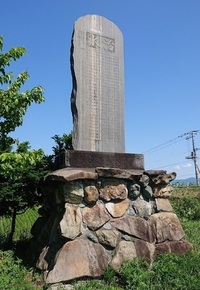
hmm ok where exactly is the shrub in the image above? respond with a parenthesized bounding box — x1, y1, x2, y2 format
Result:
(74, 279, 121, 290)
(170, 196, 200, 220)
(0, 250, 35, 290)
(104, 266, 118, 285)
(180, 220, 200, 253)
(151, 252, 200, 290)
(119, 257, 153, 290)
(119, 252, 200, 290)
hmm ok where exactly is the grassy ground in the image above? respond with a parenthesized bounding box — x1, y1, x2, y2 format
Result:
(0, 207, 39, 243)
(172, 185, 200, 198)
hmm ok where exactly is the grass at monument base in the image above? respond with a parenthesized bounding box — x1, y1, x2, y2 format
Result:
(0, 187, 199, 289)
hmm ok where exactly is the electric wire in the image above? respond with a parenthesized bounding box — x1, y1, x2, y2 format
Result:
(143, 130, 199, 155)
(146, 150, 188, 165)
(151, 160, 191, 170)
(143, 131, 200, 178)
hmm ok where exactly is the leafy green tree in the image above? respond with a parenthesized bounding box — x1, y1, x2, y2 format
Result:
(52, 133, 73, 156)
(48, 133, 73, 170)
(0, 142, 50, 243)
(0, 36, 47, 243)
(0, 36, 44, 152)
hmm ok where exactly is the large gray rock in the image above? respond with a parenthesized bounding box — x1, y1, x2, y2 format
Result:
(132, 197, 154, 219)
(62, 181, 84, 204)
(149, 212, 185, 242)
(105, 199, 130, 218)
(141, 185, 153, 200)
(96, 228, 121, 248)
(134, 239, 155, 262)
(151, 172, 176, 185)
(45, 168, 97, 182)
(138, 174, 150, 187)
(155, 240, 192, 255)
(99, 179, 128, 201)
(128, 183, 141, 199)
(82, 202, 110, 230)
(110, 215, 154, 242)
(110, 241, 137, 271)
(153, 185, 174, 198)
(60, 203, 82, 239)
(155, 198, 173, 212)
(81, 228, 99, 243)
(84, 185, 99, 205)
(46, 239, 111, 283)
(36, 246, 49, 270)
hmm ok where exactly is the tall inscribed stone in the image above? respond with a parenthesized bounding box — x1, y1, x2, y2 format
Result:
(71, 15, 125, 153)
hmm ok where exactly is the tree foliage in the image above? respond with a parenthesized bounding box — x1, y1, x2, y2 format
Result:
(0, 142, 49, 227)
(52, 133, 73, 156)
(0, 36, 44, 152)
(0, 37, 46, 243)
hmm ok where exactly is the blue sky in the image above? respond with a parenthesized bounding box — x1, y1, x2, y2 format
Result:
(1, 0, 200, 179)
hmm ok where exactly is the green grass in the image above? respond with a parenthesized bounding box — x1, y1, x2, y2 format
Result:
(169, 186, 200, 254)
(0, 207, 39, 242)
(180, 219, 200, 253)
(119, 252, 200, 290)
(172, 186, 200, 198)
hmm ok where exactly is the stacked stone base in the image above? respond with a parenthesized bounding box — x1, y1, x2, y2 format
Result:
(30, 167, 192, 284)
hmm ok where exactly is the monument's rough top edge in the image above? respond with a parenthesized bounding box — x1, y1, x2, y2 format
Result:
(75, 14, 123, 34)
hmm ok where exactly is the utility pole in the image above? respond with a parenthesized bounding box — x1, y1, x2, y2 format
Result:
(185, 130, 200, 185)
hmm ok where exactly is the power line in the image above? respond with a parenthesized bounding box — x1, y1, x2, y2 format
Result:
(149, 160, 190, 170)
(147, 150, 188, 165)
(142, 132, 192, 155)
(143, 130, 200, 183)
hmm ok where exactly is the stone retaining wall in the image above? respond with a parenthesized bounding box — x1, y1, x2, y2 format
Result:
(29, 167, 192, 284)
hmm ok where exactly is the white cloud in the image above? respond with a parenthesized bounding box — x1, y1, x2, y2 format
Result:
(183, 163, 192, 168)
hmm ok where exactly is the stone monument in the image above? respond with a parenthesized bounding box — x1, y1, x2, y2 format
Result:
(71, 14, 125, 153)
(26, 15, 191, 287)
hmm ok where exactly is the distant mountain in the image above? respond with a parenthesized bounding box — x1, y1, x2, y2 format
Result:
(171, 177, 196, 185)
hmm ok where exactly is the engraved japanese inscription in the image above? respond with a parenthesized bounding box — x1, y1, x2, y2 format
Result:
(86, 32, 115, 52)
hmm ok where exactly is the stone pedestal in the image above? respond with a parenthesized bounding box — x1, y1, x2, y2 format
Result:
(55, 150, 144, 170)
(29, 167, 191, 285)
